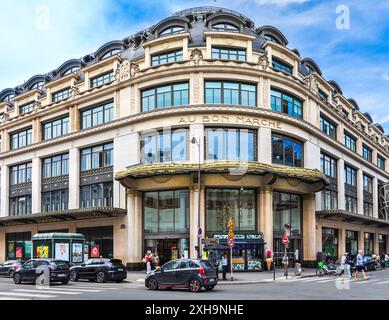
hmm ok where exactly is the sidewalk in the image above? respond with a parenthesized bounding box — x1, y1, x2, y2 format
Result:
(127, 268, 318, 285)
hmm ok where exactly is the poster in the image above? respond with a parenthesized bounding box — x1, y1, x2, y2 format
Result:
(37, 246, 49, 258)
(83, 244, 89, 261)
(8, 243, 15, 259)
(90, 245, 100, 258)
(16, 247, 23, 259)
(72, 243, 83, 263)
(55, 243, 69, 261)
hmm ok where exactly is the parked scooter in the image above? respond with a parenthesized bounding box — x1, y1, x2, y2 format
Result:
(319, 261, 343, 276)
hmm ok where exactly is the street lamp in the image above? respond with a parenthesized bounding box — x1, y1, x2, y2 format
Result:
(191, 137, 201, 259)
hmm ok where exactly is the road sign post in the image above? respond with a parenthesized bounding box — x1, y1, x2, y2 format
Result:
(282, 236, 289, 279)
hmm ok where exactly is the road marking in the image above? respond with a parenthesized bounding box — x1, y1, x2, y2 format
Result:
(316, 278, 338, 283)
(0, 297, 29, 300)
(41, 287, 101, 292)
(373, 280, 389, 285)
(0, 292, 57, 299)
(65, 285, 117, 290)
(14, 289, 82, 295)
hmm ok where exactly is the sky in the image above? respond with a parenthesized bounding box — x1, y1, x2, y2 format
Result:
(1, 0, 389, 130)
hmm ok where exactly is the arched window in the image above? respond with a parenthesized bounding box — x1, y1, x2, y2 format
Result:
(63, 66, 80, 76)
(2, 94, 14, 103)
(101, 49, 121, 60)
(160, 26, 185, 36)
(212, 23, 239, 32)
(264, 34, 280, 44)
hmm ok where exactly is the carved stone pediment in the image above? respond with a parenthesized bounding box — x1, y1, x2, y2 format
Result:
(258, 53, 270, 71)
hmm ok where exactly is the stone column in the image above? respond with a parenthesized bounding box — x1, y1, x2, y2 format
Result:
(113, 215, 128, 263)
(190, 187, 200, 259)
(0, 165, 9, 217)
(303, 194, 317, 265)
(126, 191, 143, 269)
(372, 177, 378, 218)
(357, 170, 364, 215)
(31, 158, 41, 214)
(338, 226, 346, 257)
(337, 159, 345, 210)
(257, 127, 271, 164)
(374, 233, 380, 255)
(0, 231, 5, 261)
(259, 187, 273, 250)
(68, 148, 80, 209)
(358, 229, 365, 254)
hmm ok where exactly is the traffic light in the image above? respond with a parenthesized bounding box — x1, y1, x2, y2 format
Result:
(284, 224, 291, 237)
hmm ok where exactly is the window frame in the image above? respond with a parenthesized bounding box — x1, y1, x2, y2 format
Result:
(211, 23, 239, 32)
(320, 153, 337, 178)
(272, 134, 304, 168)
(42, 115, 69, 140)
(80, 142, 113, 172)
(52, 87, 71, 103)
(9, 162, 32, 186)
(90, 71, 115, 88)
(211, 47, 246, 62)
(362, 144, 373, 162)
(151, 49, 183, 66)
(320, 114, 337, 139)
(41, 189, 69, 212)
(344, 131, 357, 152)
(344, 164, 357, 187)
(19, 102, 35, 115)
(271, 57, 293, 75)
(42, 154, 69, 179)
(377, 155, 385, 170)
(81, 101, 114, 129)
(10, 127, 33, 150)
(271, 88, 303, 119)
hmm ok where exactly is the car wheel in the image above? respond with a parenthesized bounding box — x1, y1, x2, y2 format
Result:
(13, 273, 21, 285)
(147, 277, 158, 290)
(70, 271, 78, 282)
(205, 285, 215, 291)
(96, 271, 106, 283)
(189, 278, 202, 293)
(9, 270, 15, 278)
(62, 279, 69, 285)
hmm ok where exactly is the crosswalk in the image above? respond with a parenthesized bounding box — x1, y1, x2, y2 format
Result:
(0, 282, 129, 300)
(273, 275, 389, 285)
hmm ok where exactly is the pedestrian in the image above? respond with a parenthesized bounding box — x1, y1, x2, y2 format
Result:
(145, 252, 151, 275)
(340, 252, 351, 278)
(221, 254, 228, 280)
(354, 250, 367, 281)
(150, 253, 155, 270)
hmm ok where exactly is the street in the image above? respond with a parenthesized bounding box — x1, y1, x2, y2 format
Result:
(0, 270, 389, 300)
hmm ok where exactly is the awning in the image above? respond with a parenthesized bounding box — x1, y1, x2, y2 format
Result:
(0, 207, 127, 227)
(32, 233, 86, 241)
(116, 161, 329, 188)
(317, 210, 389, 229)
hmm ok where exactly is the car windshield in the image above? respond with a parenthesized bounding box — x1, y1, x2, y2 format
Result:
(201, 261, 215, 270)
(84, 259, 94, 265)
(52, 261, 69, 267)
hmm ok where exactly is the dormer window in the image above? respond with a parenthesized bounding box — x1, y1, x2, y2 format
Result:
(212, 23, 239, 32)
(19, 102, 35, 115)
(264, 34, 280, 44)
(63, 66, 80, 76)
(30, 81, 44, 91)
(101, 49, 121, 60)
(151, 50, 183, 66)
(318, 89, 328, 101)
(2, 94, 14, 103)
(272, 58, 293, 75)
(160, 26, 185, 36)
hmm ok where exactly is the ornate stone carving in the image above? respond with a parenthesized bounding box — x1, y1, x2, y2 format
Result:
(130, 62, 140, 78)
(304, 74, 318, 94)
(152, 176, 172, 184)
(258, 53, 270, 71)
(115, 59, 131, 82)
(33, 101, 42, 113)
(193, 72, 200, 104)
(70, 86, 80, 98)
(190, 49, 203, 65)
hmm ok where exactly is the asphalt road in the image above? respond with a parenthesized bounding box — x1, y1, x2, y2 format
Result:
(0, 270, 389, 300)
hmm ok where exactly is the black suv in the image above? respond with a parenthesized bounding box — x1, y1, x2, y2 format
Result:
(13, 259, 70, 285)
(145, 259, 218, 293)
(70, 258, 127, 283)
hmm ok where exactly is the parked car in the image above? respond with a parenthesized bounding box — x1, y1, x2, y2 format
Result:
(0, 260, 25, 278)
(145, 259, 218, 293)
(13, 259, 70, 285)
(69, 258, 127, 283)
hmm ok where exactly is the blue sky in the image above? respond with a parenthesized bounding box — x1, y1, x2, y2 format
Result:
(1, 0, 389, 130)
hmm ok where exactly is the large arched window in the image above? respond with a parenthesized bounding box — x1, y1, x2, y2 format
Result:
(160, 26, 185, 36)
(30, 81, 44, 90)
(212, 22, 239, 32)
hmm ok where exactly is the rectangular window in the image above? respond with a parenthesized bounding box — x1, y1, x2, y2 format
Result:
(321, 190, 338, 210)
(362, 144, 372, 162)
(346, 231, 358, 256)
(144, 189, 189, 233)
(90, 71, 114, 88)
(322, 228, 338, 257)
(81, 101, 114, 129)
(42, 189, 69, 212)
(211, 47, 246, 61)
(320, 115, 337, 139)
(363, 174, 372, 194)
(344, 131, 357, 152)
(345, 195, 358, 213)
(320, 153, 337, 178)
(272, 58, 293, 75)
(19, 102, 35, 115)
(81, 142, 113, 171)
(42, 154, 69, 179)
(344, 165, 357, 187)
(9, 162, 32, 185)
(9, 195, 32, 216)
(151, 50, 183, 66)
(206, 188, 256, 232)
(206, 128, 256, 161)
(273, 192, 302, 234)
(141, 129, 188, 164)
(271, 88, 302, 119)
(52, 88, 71, 103)
(377, 155, 385, 170)
(142, 82, 189, 111)
(10, 128, 33, 150)
(205, 81, 256, 107)
(80, 182, 113, 208)
(364, 233, 374, 256)
(318, 89, 328, 101)
(363, 202, 373, 217)
(272, 134, 303, 167)
(42, 116, 69, 140)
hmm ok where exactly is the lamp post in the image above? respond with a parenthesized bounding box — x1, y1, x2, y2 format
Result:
(191, 137, 201, 259)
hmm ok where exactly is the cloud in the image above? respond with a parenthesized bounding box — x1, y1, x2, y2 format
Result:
(383, 73, 389, 81)
(254, 0, 310, 5)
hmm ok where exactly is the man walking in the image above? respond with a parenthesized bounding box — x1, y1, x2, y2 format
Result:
(221, 254, 228, 280)
(354, 250, 367, 281)
(340, 252, 351, 278)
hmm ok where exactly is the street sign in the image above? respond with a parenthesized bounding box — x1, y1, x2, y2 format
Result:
(201, 238, 219, 245)
(282, 237, 289, 245)
(228, 238, 235, 247)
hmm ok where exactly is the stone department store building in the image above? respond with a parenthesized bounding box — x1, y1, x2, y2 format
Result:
(0, 7, 389, 270)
